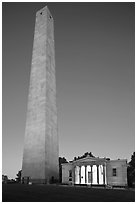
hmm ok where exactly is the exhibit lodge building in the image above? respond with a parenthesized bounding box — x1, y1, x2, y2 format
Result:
(61, 153, 127, 187)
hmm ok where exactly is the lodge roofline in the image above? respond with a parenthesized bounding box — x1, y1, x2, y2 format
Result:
(61, 157, 127, 166)
(107, 159, 127, 162)
(72, 156, 106, 163)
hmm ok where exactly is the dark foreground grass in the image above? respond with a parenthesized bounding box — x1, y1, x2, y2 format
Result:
(2, 184, 135, 202)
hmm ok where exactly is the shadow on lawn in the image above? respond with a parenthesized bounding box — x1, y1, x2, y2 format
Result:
(2, 184, 135, 202)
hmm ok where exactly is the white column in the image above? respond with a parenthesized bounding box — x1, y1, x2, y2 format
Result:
(104, 164, 107, 185)
(73, 166, 75, 184)
(92, 165, 97, 184)
(90, 165, 93, 184)
(81, 166, 85, 184)
(75, 166, 79, 184)
(99, 165, 103, 184)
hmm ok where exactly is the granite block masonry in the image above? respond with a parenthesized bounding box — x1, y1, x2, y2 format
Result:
(22, 6, 59, 184)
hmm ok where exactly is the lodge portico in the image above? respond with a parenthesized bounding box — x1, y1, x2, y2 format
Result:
(72, 157, 107, 185)
(74, 164, 106, 185)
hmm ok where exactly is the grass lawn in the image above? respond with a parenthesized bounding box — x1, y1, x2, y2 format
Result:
(2, 184, 135, 202)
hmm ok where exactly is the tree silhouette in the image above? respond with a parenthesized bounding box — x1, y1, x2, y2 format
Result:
(127, 152, 135, 187)
(73, 152, 95, 161)
(16, 170, 22, 183)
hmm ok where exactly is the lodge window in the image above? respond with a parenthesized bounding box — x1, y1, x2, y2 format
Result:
(112, 168, 117, 176)
(69, 170, 72, 177)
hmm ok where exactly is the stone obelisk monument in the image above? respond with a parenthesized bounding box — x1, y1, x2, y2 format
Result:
(22, 6, 59, 184)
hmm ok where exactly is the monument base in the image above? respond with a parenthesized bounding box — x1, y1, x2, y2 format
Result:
(22, 177, 48, 184)
(22, 176, 59, 184)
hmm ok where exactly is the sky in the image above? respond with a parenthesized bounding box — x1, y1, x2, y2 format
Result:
(3, 2, 135, 179)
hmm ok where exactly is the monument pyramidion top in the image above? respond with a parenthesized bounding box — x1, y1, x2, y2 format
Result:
(36, 6, 53, 20)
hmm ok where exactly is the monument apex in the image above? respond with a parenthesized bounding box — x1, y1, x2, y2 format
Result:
(22, 6, 59, 184)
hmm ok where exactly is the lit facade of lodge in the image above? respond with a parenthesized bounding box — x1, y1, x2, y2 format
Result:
(62, 154, 127, 187)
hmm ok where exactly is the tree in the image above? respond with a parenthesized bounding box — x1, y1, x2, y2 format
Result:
(2, 175, 8, 184)
(73, 152, 95, 161)
(15, 170, 22, 183)
(127, 152, 135, 187)
(59, 157, 68, 183)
